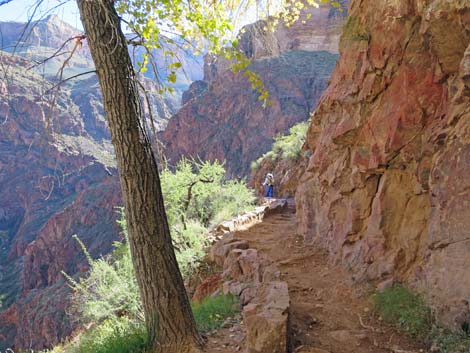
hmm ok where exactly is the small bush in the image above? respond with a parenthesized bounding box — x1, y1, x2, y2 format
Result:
(161, 158, 255, 228)
(70, 317, 147, 353)
(210, 180, 257, 226)
(251, 120, 309, 173)
(272, 121, 309, 161)
(431, 326, 470, 353)
(63, 229, 142, 324)
(173, 219, 209, 277)
(192, 294, 240, 332)
(250, 160, 261, 171)
(374, 285, 470, 352)
(374, 285, 432, 338)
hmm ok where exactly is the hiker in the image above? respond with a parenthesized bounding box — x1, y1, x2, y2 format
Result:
(262, 172, 274, 198)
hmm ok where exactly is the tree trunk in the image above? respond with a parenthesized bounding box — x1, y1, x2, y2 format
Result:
(75, 1, 203, 352)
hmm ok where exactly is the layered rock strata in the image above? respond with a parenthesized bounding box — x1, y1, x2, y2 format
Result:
(160, 2, 349, 177)
(0, 51, 121, 350)
(294, 0, 470, 328)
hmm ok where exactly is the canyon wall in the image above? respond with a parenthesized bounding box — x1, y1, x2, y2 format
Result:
(294, 0, 470, 328)
(160, 2, 348, 177)
(0, 14, 204, 349)
(0, 52, 121, 349)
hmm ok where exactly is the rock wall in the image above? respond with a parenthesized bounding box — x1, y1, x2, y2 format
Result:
(294, 0, 470, 328)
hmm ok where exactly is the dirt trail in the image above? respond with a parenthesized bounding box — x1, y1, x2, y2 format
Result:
(209, 200, 426, 353)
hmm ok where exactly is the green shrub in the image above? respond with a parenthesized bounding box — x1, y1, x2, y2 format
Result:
(374, 284, 432, 338)
(432, 327, 470, 353)
(192, 294, 239, 332)
(45, 295, 238, 353)
(250, 160, 261, 172)
(374, 285, 470, 352)
(272, 120, 309, 161)
(251, 120, 309, 173)
(70, 317, 147, 353)
(161, 158, 255, 228)
(60, 159, 253, 352)
(209, 179, 257, 226)
(173, 219, 209, 277)
(63, 223, 142, 324)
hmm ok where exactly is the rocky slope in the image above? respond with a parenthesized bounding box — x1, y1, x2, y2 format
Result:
(0, 15, 201, 349)
(293, 0, 470, 329)
(160, 2, 348, 177)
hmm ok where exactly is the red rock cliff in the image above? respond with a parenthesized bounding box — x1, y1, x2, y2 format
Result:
(0, 51, 123, 350)
(295, 0, 470, 328)
(160, 2, 348, 177)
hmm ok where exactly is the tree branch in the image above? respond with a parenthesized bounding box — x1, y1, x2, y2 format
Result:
(29, 34, 86, 70)
(44, 70, 96, 94)
(181, 177, 214, 230)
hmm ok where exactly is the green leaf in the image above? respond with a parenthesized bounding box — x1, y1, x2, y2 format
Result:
(168, 71, 177, 84)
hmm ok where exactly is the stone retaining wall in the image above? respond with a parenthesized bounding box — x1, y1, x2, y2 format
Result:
(208, 199, 291, 353)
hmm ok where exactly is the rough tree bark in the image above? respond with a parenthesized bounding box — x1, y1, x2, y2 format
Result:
(75, 1, 204, 352)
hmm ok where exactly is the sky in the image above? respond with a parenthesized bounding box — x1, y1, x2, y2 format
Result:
(0, 0, 296, 43)
(0, 0, 264, 33)
(0, 0, 82, 29)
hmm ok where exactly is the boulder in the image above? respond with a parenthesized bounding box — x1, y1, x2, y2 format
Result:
(243, 281, 290, 353)
(209, 238, 249, 266)
(223, 249, 262, 284)
(192, 273, 222, 302)
(264, 199, 289, 217)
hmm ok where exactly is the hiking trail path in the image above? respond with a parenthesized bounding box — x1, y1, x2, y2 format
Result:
(206, 199, 426, 353)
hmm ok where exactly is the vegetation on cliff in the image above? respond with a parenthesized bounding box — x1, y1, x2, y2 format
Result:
(374, 285, 470, 353)
(250, 120, 309, 172)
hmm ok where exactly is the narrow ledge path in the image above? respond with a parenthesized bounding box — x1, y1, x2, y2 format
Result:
(207, 199, 427, 353)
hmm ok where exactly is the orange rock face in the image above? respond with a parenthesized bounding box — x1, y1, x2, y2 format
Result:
(294, 0, 470, 328)
(192, 273, 223, 302)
